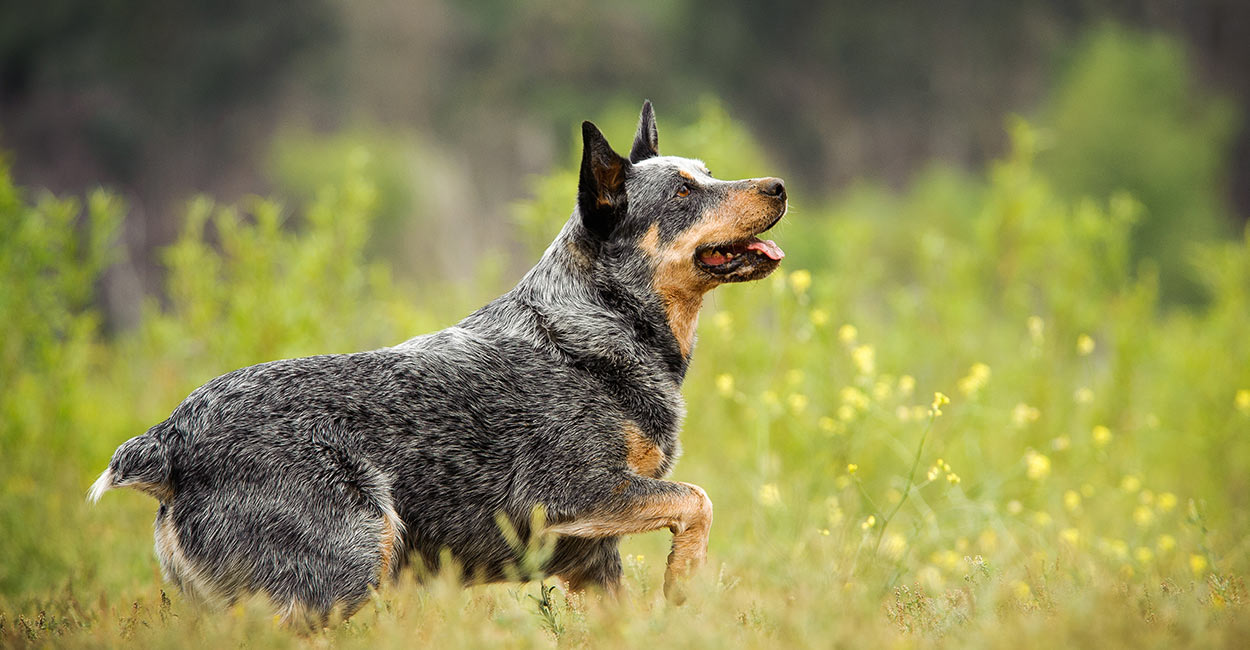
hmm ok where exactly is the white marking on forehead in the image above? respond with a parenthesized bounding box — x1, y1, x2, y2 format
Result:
(633, 156, 711, 177)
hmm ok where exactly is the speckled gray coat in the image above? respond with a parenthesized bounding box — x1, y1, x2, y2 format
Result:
(90, 101, 787, 624)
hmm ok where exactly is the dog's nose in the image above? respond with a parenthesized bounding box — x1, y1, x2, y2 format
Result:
(757, 178, 786, 200)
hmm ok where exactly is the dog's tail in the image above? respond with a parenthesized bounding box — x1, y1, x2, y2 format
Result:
(88, 426, 174, 504)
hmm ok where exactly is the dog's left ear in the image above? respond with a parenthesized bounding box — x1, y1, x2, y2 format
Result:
(629, 100, 659, 163)
(578, 121, 630, 240)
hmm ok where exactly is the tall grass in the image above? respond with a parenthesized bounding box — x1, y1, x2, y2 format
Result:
(1, 108, 1248, 647)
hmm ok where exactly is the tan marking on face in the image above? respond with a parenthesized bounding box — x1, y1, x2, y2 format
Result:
(624, 422, 665, 478)
(647, 187, 783, 357)
(678, 170, 695, 181)
(543, 482, 712, 602)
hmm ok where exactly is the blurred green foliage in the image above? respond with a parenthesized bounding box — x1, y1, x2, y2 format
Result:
(1038, 25, 1239, 304)
(3, 104, 1249, 645)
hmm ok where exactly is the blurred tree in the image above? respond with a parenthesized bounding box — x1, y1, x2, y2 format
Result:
(1037, 25, 1238, 304)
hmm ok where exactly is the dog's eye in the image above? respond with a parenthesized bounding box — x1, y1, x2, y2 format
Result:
(675, 183, 691, 198)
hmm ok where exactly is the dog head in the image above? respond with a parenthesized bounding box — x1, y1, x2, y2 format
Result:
(573, 101, 787, 356)
(578, 101, 786, 287)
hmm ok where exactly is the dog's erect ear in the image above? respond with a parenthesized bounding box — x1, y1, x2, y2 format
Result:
(578, 121, 630, 240)
(629, 100, 659, 163)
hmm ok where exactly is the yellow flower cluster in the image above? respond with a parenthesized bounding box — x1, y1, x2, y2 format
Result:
(1025, 450, 1051, 480)
(1012, 403, 1041, 428)
(931, 391, 951, 417)
(957, 363, 992, 397)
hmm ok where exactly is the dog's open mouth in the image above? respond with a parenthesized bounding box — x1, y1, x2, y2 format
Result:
(694, 237, 786, 277)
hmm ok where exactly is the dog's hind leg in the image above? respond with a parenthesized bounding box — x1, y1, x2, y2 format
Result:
(543, 478, 712, 603)
(546, 536, 623, 596)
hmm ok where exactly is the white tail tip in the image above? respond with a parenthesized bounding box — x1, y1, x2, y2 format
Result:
(87, 468, 113, 504)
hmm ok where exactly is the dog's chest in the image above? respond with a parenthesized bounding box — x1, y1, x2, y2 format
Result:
(618, 385, 684, 479)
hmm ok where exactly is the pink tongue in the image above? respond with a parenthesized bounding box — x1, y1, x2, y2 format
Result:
(747, 239, 786, 261)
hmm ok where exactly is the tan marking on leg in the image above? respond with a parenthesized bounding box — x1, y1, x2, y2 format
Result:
(544, 482, 712, 602)
(155, 509, 228, 608)
(376, 504, 404, 582)
(623, 422, 665, 478)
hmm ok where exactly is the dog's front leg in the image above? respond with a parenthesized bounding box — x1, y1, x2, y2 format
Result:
(544, 479, 712, 603)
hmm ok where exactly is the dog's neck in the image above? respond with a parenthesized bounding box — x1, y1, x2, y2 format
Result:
(487, 220, 690, 380)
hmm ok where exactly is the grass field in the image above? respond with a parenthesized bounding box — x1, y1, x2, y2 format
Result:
(2, 110, 1249, 648)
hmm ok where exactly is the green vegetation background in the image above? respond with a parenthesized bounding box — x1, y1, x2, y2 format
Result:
(2, 27, 1249, 648)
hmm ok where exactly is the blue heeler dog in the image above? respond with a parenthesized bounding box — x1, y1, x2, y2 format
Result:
(89, 101, 787, 624)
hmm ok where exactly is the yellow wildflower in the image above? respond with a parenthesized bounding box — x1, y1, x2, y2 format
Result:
(809, 308, 829, 327)
(712, 311, 733, 334)
(1189, 554, 1208, 575)
(1051, 435, 1071, 451)
(1132, 506, 1154, 527)
(927, 465, 940, 481)
(946, 473, 961, 485)
(1012, 403, 1041, 428)
(1006, 500, 1023, 515)
(1077, 334, 1095, 356)
(931, 391, 951, 417)
(818, 416, 837, 433)
(1236, 389, 1250, 414)
(1156, 534, 1176, 553)
(861, 515, 876, 530)
(883, 533, 907, 559)
(898, 374, 916, 396)
(1013, 580, 1032, 599)
(1025, 450, 1051, 480)
(872, 380, 892, 401)
(838, 324, 858, 344)
(838, 404, 857, 422)
(1092, 425, 1112, 446)
(852, 344, 876, 376)
(1063, 490, 1081, 512)
(788, 269, 812, 294)
(715, 373, 734, 397)
(846, 463, 859, 475)
(820, 528, 831, 536)
(787, 393, 809, 414)
(1060, 528, 1081, 546)
(1158, 492, 1178, 512)
(1074, 387, 1094, 404)
(757, 483, 781, 507)
(840, 386, 870, 410)
(1120, 475, 1142, 493)
(1027, 315, 1045, 345)
(1033, 511, 1052, 527)
(957, 363, 992, 396)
